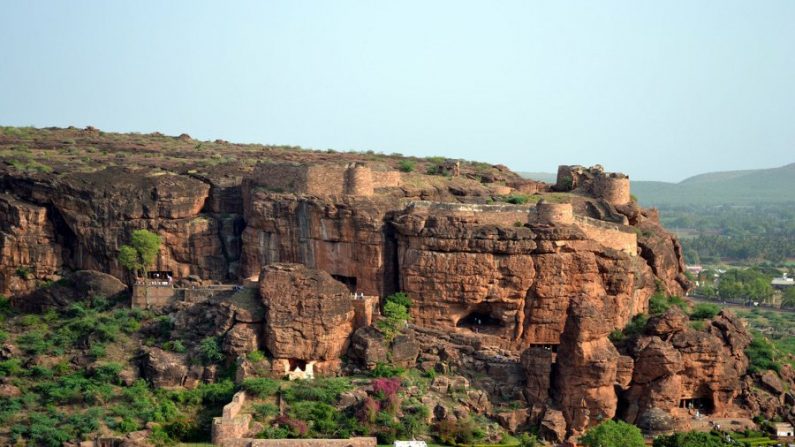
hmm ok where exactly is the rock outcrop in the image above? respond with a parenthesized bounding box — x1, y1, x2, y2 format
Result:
(259, 263, 355, 371)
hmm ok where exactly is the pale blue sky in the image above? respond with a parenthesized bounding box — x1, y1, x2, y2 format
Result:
(1, 1, 793, 181)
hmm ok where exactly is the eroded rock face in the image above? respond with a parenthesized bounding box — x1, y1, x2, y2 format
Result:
(259, 263, 355, 361)
(0, 193, 62, 296)
(621, 310, 751, 424)
(394, 211, 656, 352)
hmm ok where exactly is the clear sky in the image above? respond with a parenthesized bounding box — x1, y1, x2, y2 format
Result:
(1, 1, 793, 181)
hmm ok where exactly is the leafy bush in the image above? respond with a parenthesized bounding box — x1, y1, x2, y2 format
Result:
(247, 350, 266, 362)
(580, 420, 645, 447)
(649, 293, 688, 315)
(505, 194, 530, 205)
(17, 330, 50, 355)
(163, 340, 187, 353)
(653, 430, 732, 447)
(242, 378, 280, 397)
(282, 377, 352, 405)
(690, 303, 720, 320)
(746, 332, 780, 373)
(199, 336, 224, 364)
(253, 403, 279, 418)
(377, 293, 412, 342)
(371, 362, 405, 378)
(398, 160, 415, 172)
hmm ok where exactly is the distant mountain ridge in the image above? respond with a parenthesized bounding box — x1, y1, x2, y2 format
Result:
(519, 163, 795, 206)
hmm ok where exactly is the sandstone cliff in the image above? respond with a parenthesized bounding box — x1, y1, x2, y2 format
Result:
(0, 127, 703, 439)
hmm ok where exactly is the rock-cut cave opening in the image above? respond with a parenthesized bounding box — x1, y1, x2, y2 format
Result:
(457, 309, 503, 334)
(331, 274, 357, 293)
(287, 358, 308, 372)
(679, 396, 715, 415)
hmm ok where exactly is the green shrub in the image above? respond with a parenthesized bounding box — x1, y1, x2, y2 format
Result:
(93, 362, 123, 384)
(579, 420, 645, 447)
(17, 330, 50, 355)
(253, 403, 279, 418)
(746, 332, 780, 373)
(398, 160, 415, 172)
(163, 340, 187, 353)
(376, 293, 412, 342)
(247, 350, 266, 362)
(282, 377, 352, 405)
(371, 363, 405, 378)
(199, 336, 224, 365)
(505, 194, 530, 205)
(648, 293, 688, 315)
(242, 378, 280, 397)
(690, 303, 720, 320)
(653, 430, 733, 446)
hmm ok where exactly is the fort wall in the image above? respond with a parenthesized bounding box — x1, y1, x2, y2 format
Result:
(407, 201, 532, 227)
(212, 391, 252, 445)
(249, 163, 399, 197)
(574, 216, 637, 255)
(372, 170, 401, 188)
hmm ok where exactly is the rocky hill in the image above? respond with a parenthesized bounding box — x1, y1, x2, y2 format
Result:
(0, 126, 788, 446)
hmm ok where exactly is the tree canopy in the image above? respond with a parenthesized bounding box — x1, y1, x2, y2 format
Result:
(118, 229, 161, 277)
(579, 420, 645, 447)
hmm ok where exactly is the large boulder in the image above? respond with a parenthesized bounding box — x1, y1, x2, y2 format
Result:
(259, 263, 355, 361)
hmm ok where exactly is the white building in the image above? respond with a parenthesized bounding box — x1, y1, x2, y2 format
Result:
(775, 422, 794, 438)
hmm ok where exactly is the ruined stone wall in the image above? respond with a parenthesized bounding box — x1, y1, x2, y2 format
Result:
(131, 285, 179, 308)
(212, 391, 253, 445)
(554, 165, 631, 205)
(306, 165, 346, 196)
(353, 296, 380, 330)
(574, 216, 637, 255)
(409, 201, 532, 227)
(372, 170, 401, 188)
(249, 163, 311, 193)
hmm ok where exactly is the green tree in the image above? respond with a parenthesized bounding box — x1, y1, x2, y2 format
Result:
(118, 229, 161, 307)
(781, 287, 795, 308)
(579, 420, 645, 447)
(118, 229, 161, 278)
(376, 293, 411, 342)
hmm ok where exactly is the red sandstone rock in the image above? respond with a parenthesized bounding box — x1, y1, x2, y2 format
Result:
(259, 263, 355, 361)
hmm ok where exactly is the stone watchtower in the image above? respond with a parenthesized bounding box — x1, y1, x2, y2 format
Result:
(344, 163, 374, 196)
(555, 164, 632, 206)
(595, 174, 631, 206)
(533, 200, 574, 225)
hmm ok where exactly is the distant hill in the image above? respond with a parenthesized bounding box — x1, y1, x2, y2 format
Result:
(519, 164, 795, 206)
(633, 163, 795, 206)
(517, 171, 557, 183)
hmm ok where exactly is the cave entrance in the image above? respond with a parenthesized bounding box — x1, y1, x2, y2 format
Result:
(332, 274, 357, 293)
(530, 343, 558, 353)
(288, 358, 308, 372)
(457, 309, 503, 334)
(679, 396, 714, 415)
